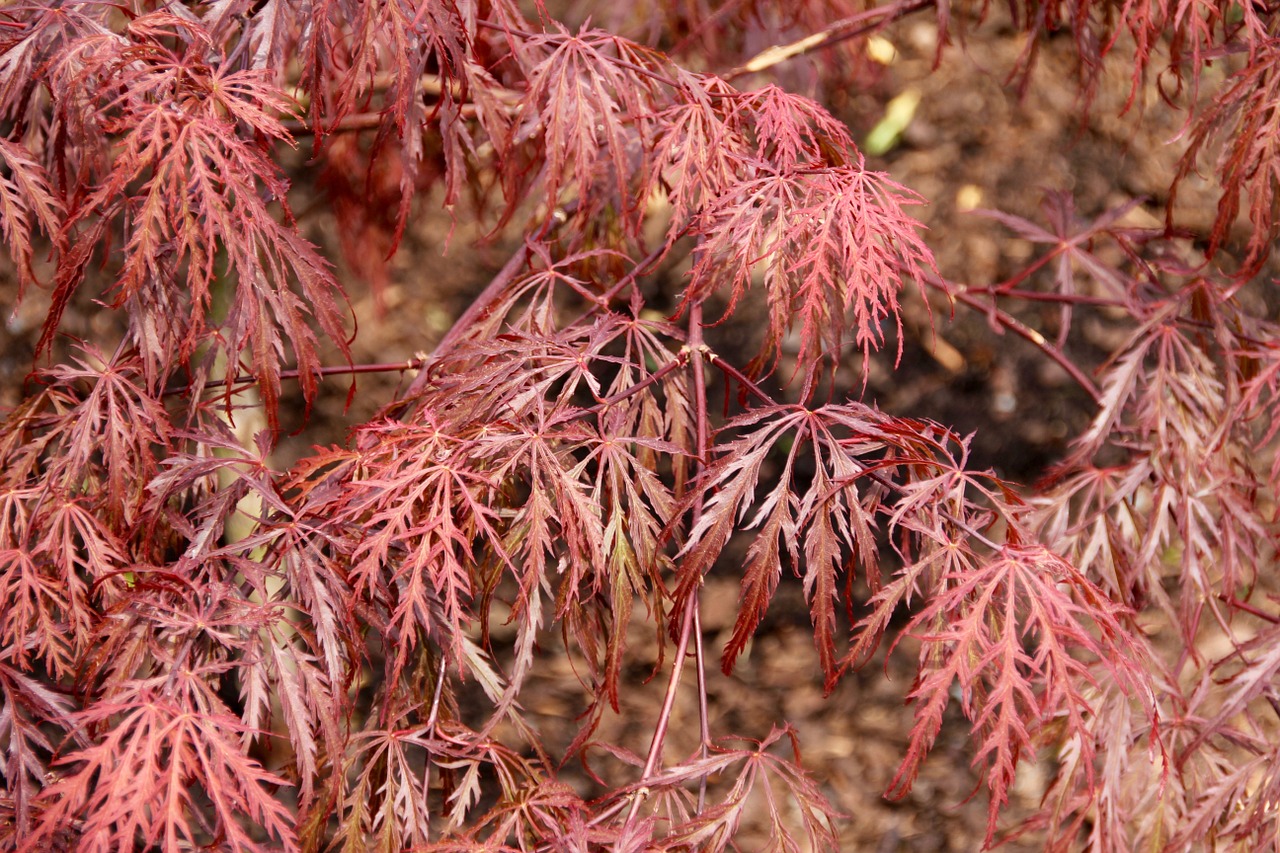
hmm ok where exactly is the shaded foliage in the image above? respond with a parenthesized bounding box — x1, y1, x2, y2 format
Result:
(0, 0, 1277, 850)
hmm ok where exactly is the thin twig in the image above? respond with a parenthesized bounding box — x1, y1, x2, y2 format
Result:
(687, 302, 713, 810)
(960, 284, 1128, 307)
(591, 350, 690, 411)
(911, 267, 1104, 404)
(166, 359, 425, 397)
(621, 308, 712, 840)
(1219, 594, 1280, 624)
(565, 238, 681, 331)
(949, 287, 1103, 404)
(390, 245, 536, 415)
(409, 239, 534, 381)
(621, 586, 698, 836)
(283, 112, 385, 134)
(280, 71, 520, 136)
(724, 0, 933, 81)
(391, 199, 583, 413)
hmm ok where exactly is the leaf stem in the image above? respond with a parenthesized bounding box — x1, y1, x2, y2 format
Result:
(687, 302, 713, 808)
(622, 589, 698, 833)
(623, 305, 712, 837)
(724, 0, 933, 81)
(591, 350, 690, 410)
(961, 284, 1128, 307)
(1219, 594, 1280, 624)
(167, 359, 426, 397)
(915, 268, 1104, 404)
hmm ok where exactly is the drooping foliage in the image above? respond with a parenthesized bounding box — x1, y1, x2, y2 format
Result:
(0, 0, 1277, 850)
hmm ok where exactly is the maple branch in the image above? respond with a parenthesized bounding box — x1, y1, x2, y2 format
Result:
(623, 584, 698, 832)
(283, 113, 385, 134)
(281, 72, 519, 136)
(392, 202, 584, 415)
(951, 287, 1103, 404)
(168, 359, 425, 396)
(724, 0, 933, 81)
(566, 238, 679, 333)
(962, 284, 1128, 307)
(704, 352, 775, 406)
(597, 240, 681, 311)
(425, 662, 448, 730)
(1220, 594, 1280, 624)
(393, 238, 539, 411)
(625, 306, 713, 834)
(591, 350, 690, 410)
(427, 239, 535, 363)
(169, 233, 675, 407)
(914, 269, 1104, 404)
(687, 302, 713, 807)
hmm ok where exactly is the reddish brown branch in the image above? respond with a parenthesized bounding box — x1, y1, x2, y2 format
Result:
(912, 269, 1104, 405)
(1220, 594, 1280, 624)
(724, 0, 933, 81)
(391, 207, 574, 413)
(626, 305, 713, 831)
(962, 284, 1128, 307)
(591, 350, 690, 410)
(165, 359, 424, 397)
(283, 113, 385, 135)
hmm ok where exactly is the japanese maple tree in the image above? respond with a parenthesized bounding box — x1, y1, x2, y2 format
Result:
(0, 0, 1277, 850)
